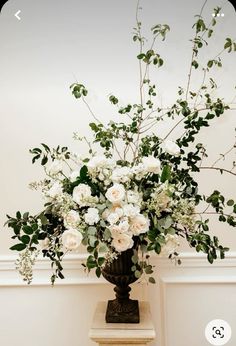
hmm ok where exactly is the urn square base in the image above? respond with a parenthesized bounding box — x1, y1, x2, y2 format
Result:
(105, 299, 139, 323)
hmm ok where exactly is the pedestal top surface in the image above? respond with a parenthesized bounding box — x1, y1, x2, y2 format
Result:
(89, 301, 156, 342)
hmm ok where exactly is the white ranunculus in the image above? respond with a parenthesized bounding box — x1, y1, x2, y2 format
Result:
(107, 212, 120, 225)
(47, 160, 63, 175)
(160, 234, 180, 256)
(111, 166, 132, 183)
(72, 184, 92, 206)
(47, 181, 63, 198)
(105, 183, 125, 204)
(64, 210, 81, 228)
(142, 156, 161, 174)
(111, 233, 134, 252)
(69, 170, 81, 183)
(123, 204, 140, 217)
(62, 229, 82, 251)
(84, 207, 99, 225)
(163, 140, 181, 156)
(129, 215, 150, 235)
(127, 190, 141, 205)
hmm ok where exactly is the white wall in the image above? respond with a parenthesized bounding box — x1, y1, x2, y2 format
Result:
(0, 0, 235, 345)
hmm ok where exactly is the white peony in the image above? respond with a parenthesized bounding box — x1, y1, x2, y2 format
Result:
(47, 160, 63, 175)
(111, 233, 134, 252)
(64, 210, 81, 228)
(160, 234, 180, 256)
(84, 207, 99, 225)
(111, 166, 132, 183)
(72, 184, 92, 206)
(142, 156, 161, 174)
(47, 181, 63, 198)
(129, 215, 150, 235)
(105, 183, 125, 204)
(69, 170, 81, 183)
(123, 204, 140, 217)
(62, 228, 83, 251)
(163, 140, 181, 156)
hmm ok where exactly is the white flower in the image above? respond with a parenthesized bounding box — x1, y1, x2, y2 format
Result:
(47, 160, 63, 175)
(160, 234, 180, 256)
(87, 155, 114, 170)
(127, 190, 141, 205)
(129, 215, 150, 235)
(62, 228, 83, 251)
(69, 170, 81, 183)
(39, 237, 50, 250)
(118, 219, 130, 233)
(142, 156, 161, 174)
(47, 181, 63, 198)
(131, 163, 145, 180)
(111, 233, 134, 252)
(105, 183, 125, 204)
(107, 212, 120, 225)
(123, 204, 140, 217)
(84, 207, 99, 225)
(72, 184, 92, 206)
(64, 210, 81, 228)
(111, 166, 132, 183)
(163, 140, 181, 156)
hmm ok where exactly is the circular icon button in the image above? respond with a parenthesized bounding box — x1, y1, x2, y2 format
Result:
(205, 319, 232, 345)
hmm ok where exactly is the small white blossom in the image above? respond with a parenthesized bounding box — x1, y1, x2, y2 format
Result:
(84, 207, 99, 225)
(126, 190, 141, 205)
(123, 204, 140, 217)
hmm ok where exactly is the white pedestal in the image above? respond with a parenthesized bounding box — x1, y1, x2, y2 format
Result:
(89, 301, 156, 346)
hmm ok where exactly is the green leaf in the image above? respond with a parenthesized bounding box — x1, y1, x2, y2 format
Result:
(160, 165, 171, 183)
(148, 277, 156, 284)
(207, 60, 213, 68)
(227, 199, 234, 207)
(20, 235, 30, 244)
(10, 243, 27, 251)
(134, 270, 141, 279)
(22, 225, 34, 235)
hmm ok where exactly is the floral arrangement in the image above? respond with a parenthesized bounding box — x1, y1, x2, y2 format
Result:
(5, 1, 236, 285)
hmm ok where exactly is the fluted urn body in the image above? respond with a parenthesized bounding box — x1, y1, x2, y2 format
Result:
(101, 246, 140, 323)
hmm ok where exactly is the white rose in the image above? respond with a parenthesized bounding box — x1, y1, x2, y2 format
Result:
(64, 210, 81, 228)
(62, 229, 83, 251)
(105, 183, 125, 204)
(72, 184, 92, 206)
(130, 215, 150, 235)
(111, 166, 132, 183)
(163, 140, 181, 156)
(111, 233, 134, 252)
(131, 163, 145, 180)
(84, 207, 99, 225)
(142, 156, 161, 174)
(47, 182, 63, 198)
(47, 160, 63, 175)
(107, 212, 120, 225)
(123, 204, 140, 217)
(127, 190, 141, 205)
(69, 170, 81, 182)
(160, 234, 180, 256)
(87, 155, 114, 170)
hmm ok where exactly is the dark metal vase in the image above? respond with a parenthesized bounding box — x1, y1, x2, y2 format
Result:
(101, 246, 140, 323)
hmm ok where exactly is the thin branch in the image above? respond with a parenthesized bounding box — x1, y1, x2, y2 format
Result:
(200, 166, 236, 176)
